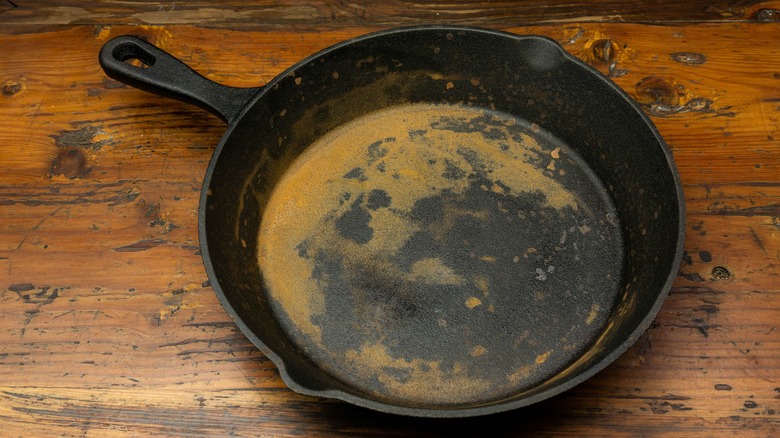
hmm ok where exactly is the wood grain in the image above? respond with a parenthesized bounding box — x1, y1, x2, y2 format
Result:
(2, 0, 780, 27)
(0, 18, 778, 437)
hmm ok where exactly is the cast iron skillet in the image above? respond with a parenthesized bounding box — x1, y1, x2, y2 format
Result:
(99, 26, 685, 417)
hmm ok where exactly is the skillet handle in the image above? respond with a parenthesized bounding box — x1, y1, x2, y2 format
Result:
(99, 35, 262, 124)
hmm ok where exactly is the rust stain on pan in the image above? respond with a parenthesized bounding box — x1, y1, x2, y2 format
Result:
(257, 103, 624, 407)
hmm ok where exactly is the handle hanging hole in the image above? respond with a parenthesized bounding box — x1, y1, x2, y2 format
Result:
(123, 57, 151, 69)
(112, 41, 157, 69)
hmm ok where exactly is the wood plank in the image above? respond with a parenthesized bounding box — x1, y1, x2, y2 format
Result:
(2, 24, 778, 186)
(2, 0, 780, 26)
(0, 22, 778, 436)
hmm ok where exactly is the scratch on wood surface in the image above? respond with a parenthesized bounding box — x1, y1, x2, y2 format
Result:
(0, 1, 17, 15)
(749, 227, 768, 255)
(20, 309, 40, 337)
(52, 310, 74, 319)
(28, 102, 42, 128)
(564, 27, 585, 44)
(679, 270, 705, 282)
(113, 239, 166, 252)
(670, 286, 726, 296)
(31, 206, 64, 230)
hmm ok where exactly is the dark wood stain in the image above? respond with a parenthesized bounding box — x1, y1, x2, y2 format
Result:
(51, 126, 110, 150)
(18, 286, 59, 305)
(694, 304, 719, 315)
(50, 147, 89, 179)
(679, 271, 706, 282)
(8, 283, 35, 292)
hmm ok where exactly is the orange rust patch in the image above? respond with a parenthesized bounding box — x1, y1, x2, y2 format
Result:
(347, 342, 491, 405)
(508, 364, 535, 386)
(586, 303, 601, 325)
(465, 296, 482, 309)
(471, 345, 488, 357)
(535, 350, 553, 364)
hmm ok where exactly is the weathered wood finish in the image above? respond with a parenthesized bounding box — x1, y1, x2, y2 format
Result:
(2, 0, 780, 26)
(1, 6, 779, 437)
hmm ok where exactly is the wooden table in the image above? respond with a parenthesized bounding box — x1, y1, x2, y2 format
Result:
(1, 1, 778, 436)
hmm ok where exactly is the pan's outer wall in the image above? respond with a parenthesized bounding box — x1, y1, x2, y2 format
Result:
(199, 27, 685, 417)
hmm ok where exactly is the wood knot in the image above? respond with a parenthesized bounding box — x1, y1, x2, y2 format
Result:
(711, 266, 731, 280)
(635, 77, 686, 106)
(670, 52, 708, 66)
(590, 39, 619, 64)
(2, 81, 22, 97)
(580, 34, 630, 77)
(633, 77, 720, 116)
(754, 8, 780, 21)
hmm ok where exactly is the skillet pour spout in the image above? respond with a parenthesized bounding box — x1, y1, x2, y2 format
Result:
(99, 26, 685, 417)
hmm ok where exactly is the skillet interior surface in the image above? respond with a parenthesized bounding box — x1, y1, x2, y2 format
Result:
(200, 27, 684, 416)
(258, 102, 623, 406)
